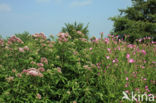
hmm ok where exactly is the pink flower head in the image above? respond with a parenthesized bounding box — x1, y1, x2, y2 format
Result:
(37, 63, 44, 67)
(19, 47, 25, 53)
(6, 76, 14, 82)
(90, 48, 93, 50)
(38, 67, 45, 72)
(125, 83, 128, 87)
(22, 68, 43, 77)
(36, 93, 42, 99)
(126, 77, 129, 81)
(0, 39, 4, 46)
(112, 60, 116, 63)
(8, 36, 23, 44)
(106, 56, 110, 59)
(141, 50, 146, 55)
(125, 90, 129, 93)
(104, 38, 109, 44)
(57, 32, 70, 42)
(32, 32, 46, 40)
(112, 58, 118, 63)
(145, 86, 148, 89)
(41, 57, 48, 64)
(23, 46, 29, 51)
(77, 31, 84, 36)
(126, 54, 130, 59)
(73, 101, 77, 103)
(128, 59, 135, 63)
(107, 48, 111, 53)
(57, 67, 62, 73)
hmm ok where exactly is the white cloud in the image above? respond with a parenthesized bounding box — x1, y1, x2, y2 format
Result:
(35, 0, 63, 3)
(35, 0, 51, 3)
(0, 3, 11, 12)
(70, 0, 92, 7)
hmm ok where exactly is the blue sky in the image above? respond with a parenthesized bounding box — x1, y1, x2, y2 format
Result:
(0, 0, 132, 38)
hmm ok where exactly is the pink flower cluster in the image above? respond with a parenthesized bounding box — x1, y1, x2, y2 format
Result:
(83, 65, 91, 71)
(18, 46, 29, 53)
(6, 76, 14, 82)
(140, 50, 146, 55)
(77, 31, 84, 36)
(22, 68, 44, 77)
(80, 38, 88, 42)
(136, 37, 151, 42)
(127, 44, 136, 49)
(0, 39, 4, 46)
(91, 38, 99, 43)
(41, 57, 48, 64)
(8, 36, 24, 44)
(57, 32, 70, 42)
(126, 54, 135, 63)
(145, 86, 150, 93)
(104, 38, 109, 44)
(32, 32, 46, 40)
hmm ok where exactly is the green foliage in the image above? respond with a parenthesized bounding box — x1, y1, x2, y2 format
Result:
(110, 0, 156, 42)
(61, 22, 89, 40)
(15, 31, 33, 43)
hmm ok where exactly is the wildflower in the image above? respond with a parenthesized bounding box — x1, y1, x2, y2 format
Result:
(83, 65, 91, 71)
(112, 60, 116, 63)
(141, 66, 145, 69)
(37, 63, 44, 67)
(38, 67, 45, 72)
(36, 93, 42, 99)
(23, 46, 29, 51)
(125, 83, 128, 88)
(73, 101, 77, 103)
(8, 36, 23, 44)
(19, 48, 25, 53)
(126, 54, 130, 59)
(106, 56, 110, 59)
(104, 38, 109, 44)
(107, 48, 111, 53)
(41, 57, 48, 64)
(90, 37, 99, 43)
(145, 86, 148, 89)
(31, 61, 36, 65)
(32, 32, 46, 40)
(128, 59, 135, 63)
(77, 31, 84, 36)
(152, 61, 156, 64)
(112, 58, 118, 63)
(57, 67, 62, 73)
(140, 50, 146, 55)
(6, 76, 14, 82)
(57, 32, 70, 42)
(22, 68, 43, 77)
(89, 48, 93, 50)
(17, 73, 22, 78)
(125, 90, 129, 94)
(80, 38, 88, 42)
(126, 77, 129, 81)
(0, 39, 4, 46)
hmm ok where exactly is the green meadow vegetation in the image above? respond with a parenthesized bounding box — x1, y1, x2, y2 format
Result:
(0, 0, 155, 102)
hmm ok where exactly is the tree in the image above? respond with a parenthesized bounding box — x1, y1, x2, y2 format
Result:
(110, 0, 156, 42)
(15, 31, 32, 43)
(61, 22, 89, 40)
